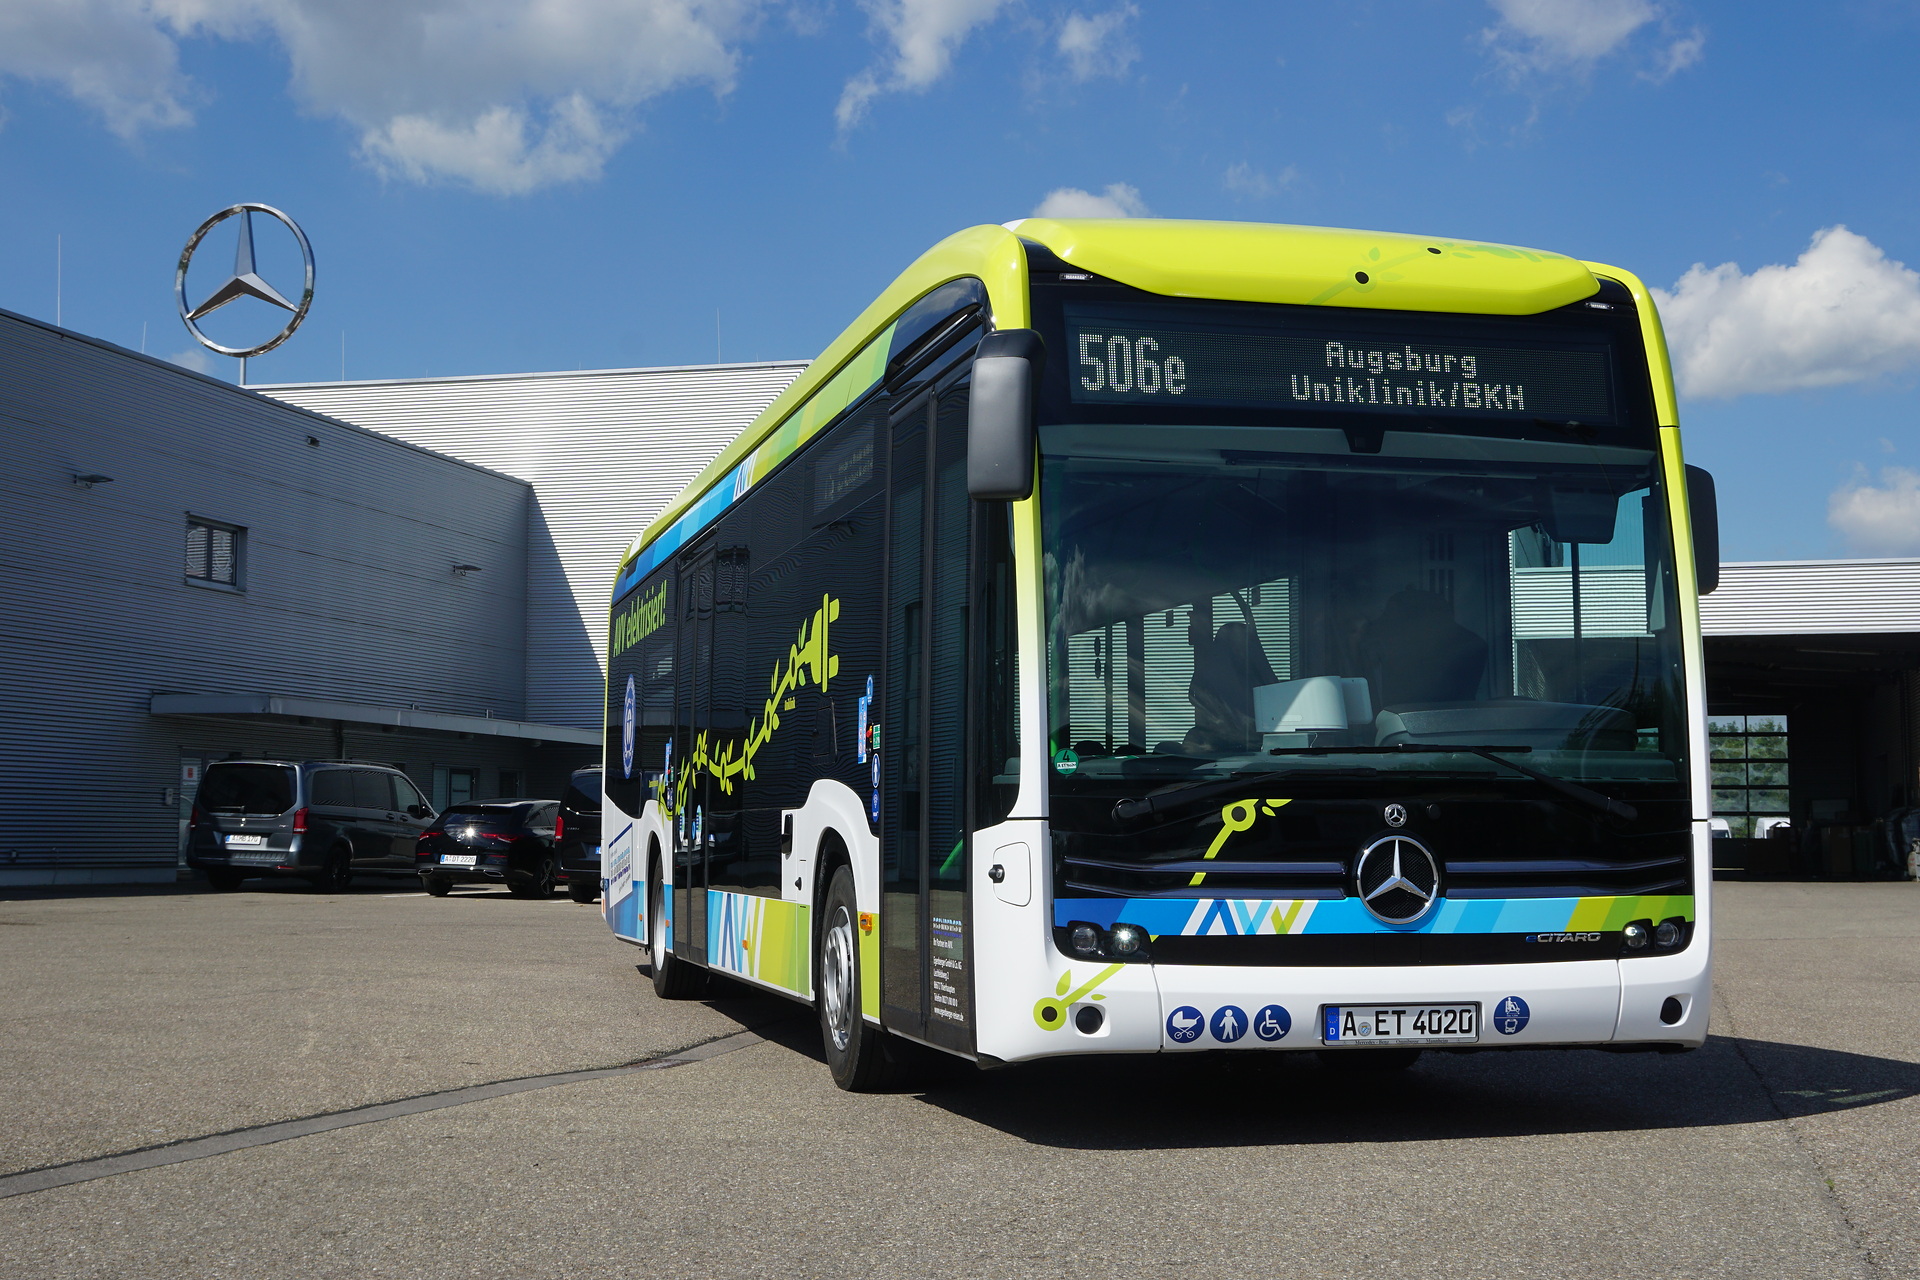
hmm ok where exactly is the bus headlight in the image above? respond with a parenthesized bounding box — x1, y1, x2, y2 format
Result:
(1069, 923, 1102, 956)
(1654, 919, 1684, 948)
(1622, 920, 1651, 950)
(1109, 923, 1145, 956)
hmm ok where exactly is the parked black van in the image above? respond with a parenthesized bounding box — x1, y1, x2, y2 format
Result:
(188, 760, 437, 892)
(556, 767, 602, 904)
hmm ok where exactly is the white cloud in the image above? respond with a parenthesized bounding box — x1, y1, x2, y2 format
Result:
(166, 346, 213, 374)
(0, 0, 197, 137)
(1651, 25, 1705, 80)
(359, 96, 625, 195)
(1654, 226, 1920, 399)
(1829, 467, 1920, 556)
(1484, 0, 1657, 71)
(837, 0, 1009, 130)
(0, 0, 760, 192)
(1223, 161, 1298, 200)
(1483, 0, 1703, 81)
(1031, 182, 1147, 218)
(1057, 5, 1139, 82)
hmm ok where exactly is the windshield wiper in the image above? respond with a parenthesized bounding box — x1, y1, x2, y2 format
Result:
(1262, 743, 1637, 823)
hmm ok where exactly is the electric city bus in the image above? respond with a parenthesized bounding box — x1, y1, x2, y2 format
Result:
(595, 219, 1719, 1090)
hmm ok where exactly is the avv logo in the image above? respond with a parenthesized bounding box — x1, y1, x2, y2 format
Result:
(621, 675, 637, 779)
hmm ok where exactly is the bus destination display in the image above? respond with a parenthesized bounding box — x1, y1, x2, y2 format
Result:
(1065, 306, 1614, 423)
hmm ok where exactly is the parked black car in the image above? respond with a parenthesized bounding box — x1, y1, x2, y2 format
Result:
(188, 760, 437, 892)
(556, 767, 603, 904)
(416, 800, 561, 898)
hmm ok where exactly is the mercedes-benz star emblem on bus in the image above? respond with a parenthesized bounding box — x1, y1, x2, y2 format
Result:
(1354, 835, 1440, 925)
(175, 203, 315, 358)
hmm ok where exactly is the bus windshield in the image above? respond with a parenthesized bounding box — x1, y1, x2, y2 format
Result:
(1035, 294, 1689, 807)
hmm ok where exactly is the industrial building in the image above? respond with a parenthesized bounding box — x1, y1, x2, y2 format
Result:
(0, 305, 799, 885)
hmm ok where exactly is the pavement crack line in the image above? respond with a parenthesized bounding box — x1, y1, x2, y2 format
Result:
(1718, 1002, 1887, 1275)
(0, 1027, 768, 1201)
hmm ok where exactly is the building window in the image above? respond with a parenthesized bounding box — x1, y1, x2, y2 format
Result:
(432, 765, 478, 810)
(1710, 714, 1790, 838)
(186, 517, 244, 588)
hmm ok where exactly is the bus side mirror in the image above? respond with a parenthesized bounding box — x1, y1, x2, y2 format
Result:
(968, 329, 1046, 501)
(1686, 464, 1720, 595)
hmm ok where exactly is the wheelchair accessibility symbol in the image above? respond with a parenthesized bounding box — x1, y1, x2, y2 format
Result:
(1253, 1004, 1292, 1041)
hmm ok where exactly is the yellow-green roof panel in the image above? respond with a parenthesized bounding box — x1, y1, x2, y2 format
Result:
(1011, 217, 1601, 315)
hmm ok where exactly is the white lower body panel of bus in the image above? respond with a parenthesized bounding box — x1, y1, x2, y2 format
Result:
(975, 951, 1710, 1064)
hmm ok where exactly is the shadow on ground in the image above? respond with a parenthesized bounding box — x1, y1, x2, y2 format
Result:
(705, 987, 1920, 1149)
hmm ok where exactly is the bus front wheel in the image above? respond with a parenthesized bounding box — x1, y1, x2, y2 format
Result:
(819, 865, 897, 1092)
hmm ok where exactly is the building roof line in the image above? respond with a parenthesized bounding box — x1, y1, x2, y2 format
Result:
(259, 359, 808, 392)
(1721, 556, 1920, 569)
(0, 307, 530, 489)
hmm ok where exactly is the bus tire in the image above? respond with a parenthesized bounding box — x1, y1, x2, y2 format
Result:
(819, 865, 897, 1092)
(650, 858, 706, 1000)
(1317, 1048, 1421, 1072)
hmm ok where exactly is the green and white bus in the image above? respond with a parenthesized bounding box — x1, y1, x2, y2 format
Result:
(599, 219, 1717, 1088)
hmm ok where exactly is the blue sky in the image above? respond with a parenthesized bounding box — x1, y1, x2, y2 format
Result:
(2, 0, 1918, 560)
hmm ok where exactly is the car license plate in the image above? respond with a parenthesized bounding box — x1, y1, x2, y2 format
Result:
(440, 854, 478, 867)
(224, 834, 266, 847)
(1322, 1003, 1479, 1045)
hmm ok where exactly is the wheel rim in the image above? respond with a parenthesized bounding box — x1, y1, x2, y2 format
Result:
(821, 904, 856, 1052)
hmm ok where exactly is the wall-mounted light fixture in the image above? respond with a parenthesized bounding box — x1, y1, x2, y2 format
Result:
(452, 563, 483, 578)
(72, 474, 113, 489)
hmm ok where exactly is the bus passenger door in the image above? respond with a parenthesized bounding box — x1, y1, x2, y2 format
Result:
(673, 547, 716, 965)
(880, 385, 975, 1054)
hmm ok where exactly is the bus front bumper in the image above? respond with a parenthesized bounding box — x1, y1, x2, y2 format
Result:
(982, 950, 1709, 1063)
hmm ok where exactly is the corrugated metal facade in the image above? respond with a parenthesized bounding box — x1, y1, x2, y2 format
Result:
(0, 308, 566, 882)
(1701, 558, 1920, 636)
(264, 362, 805, 730)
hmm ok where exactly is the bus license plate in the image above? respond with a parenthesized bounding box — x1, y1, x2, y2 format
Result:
(440, 854, 478, 867)
(224, 834, 266, 846)
(1322, 1003, 1479, 1045)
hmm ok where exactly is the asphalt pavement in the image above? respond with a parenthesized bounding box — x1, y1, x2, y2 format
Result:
(0, 876, 1914, 1279)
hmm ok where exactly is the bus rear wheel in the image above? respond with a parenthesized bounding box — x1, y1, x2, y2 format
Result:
(650, 859, 705, 1000)
(819, 865, 897, 1092)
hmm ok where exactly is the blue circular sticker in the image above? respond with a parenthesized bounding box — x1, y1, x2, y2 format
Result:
(621, 674, 637, 779)
(1210, 1005, 1248, 1043)
(1166, 1005, 1205, 1044)
(1253, 1004, 1292, 1041)
(1492, 995, 1531, 1035)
